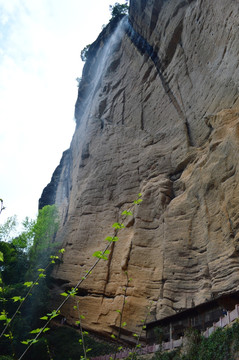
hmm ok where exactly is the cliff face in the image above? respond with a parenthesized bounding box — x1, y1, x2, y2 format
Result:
(40, 0, 239, 341)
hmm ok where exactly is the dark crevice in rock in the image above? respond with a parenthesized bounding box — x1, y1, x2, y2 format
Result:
(149, 0, 162, 36)
(103, 242, 115, 294)
(107, 57, 121, 74)
(50, 277, 70, 287)
(122, 90, 126, 125)
(164, 19, 183, 67)
(126, 19, 193, 146)
(75, 288, 89, 297)
(142, 64, 154, 82)
(81, 143, 90, 160)
(99, 99, 107, 118)
(169, 170, 183, 182)
(141, 95, 144, 130)
(63, 286, 89, 297)
(176, 77, 193, 146)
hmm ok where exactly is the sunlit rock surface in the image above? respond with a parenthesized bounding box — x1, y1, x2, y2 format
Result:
(39, 0, 239, 341)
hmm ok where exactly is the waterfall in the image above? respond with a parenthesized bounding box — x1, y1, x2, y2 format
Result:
(75, 17, 128, 127)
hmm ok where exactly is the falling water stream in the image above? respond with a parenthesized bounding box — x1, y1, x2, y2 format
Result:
(76, 17, 128, 128)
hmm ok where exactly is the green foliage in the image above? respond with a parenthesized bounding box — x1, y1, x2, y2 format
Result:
(153, 322, 239, 360)
(0, 205, 61, 359)
(0, 193, 143, 359)
(112, 222, 125, 229)
(180, 325, 238, 360)
(0, 240, 29, 285)
(122, 210, 133, 216)
(12, 217, 35, 250)
(152, 350, 181, 360)
(105, 236, 119, 242)
(109, 2, 129, 19)
(0, 216, 17, 242)
(28, 205, 59, 269)
(46, 327, 115, 360)
(93, 250, 110, 260)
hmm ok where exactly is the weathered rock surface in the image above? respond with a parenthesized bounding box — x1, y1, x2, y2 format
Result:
(40, 0, 239, 342)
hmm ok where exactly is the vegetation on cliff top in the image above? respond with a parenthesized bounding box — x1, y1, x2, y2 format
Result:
(80, 1, 129, 62)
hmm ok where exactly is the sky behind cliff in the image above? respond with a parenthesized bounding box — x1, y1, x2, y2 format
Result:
(0, 0, 127, 226)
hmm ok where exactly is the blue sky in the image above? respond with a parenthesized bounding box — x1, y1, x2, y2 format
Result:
(0, 0, 127, 225)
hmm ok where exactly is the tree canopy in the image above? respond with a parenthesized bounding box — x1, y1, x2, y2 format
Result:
(109, 1, 129, 19)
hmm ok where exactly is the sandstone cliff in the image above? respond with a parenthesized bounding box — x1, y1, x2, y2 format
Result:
(39, 0, 239, 342)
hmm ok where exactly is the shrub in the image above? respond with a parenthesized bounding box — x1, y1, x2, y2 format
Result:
(109, 2, 129, 19)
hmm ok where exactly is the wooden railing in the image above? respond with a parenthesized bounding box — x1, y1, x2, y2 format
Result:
(91, 304, 239, 359)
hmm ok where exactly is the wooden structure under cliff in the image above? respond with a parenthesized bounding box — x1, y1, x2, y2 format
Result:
(39, 0, 239, 342)
(146, 291, 239, 345)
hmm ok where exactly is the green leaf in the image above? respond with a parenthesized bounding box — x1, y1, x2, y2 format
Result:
(22, 338, 39, 345)
(21, 340, 30, 345)
(24, 281, 33, 287)
(43, 327, 50, 333)
(47, 310, 60, 319)
(133, 333, 139, 337)
(75, 320, 81, 325)
(80, 315, 85, 320)
(69, 288, 77, 296)
(105, 236, 119, 242)
(11, 296, 24, 303)
(93, 251, 102, 259)
(0, 251, 3, 262)
(115, 309, 121, 314)
(83, 331, 88, 335)
(37, 268, 45, 272)
(59, 248, 65, 254)
(0, 314, 7, 321)
(138, 193, 142, 197)
(39, 273, 46, 278)
(111, 334, 116, 339)
(40, 316, 48, 320)
(30, 328, 43, 334)
(134, 199, 143, 205)
(93, 250, 110, 261)
(118, 346, 123, 351)
(121, 210, 133, 216)
(122, 322, 127, 327)
(60, 292, 68, 297)
(79, 339, 83, 344)
(112, 222, 125, 230)
(86, 348, 92, 353)
(50, 255, 59, 259)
